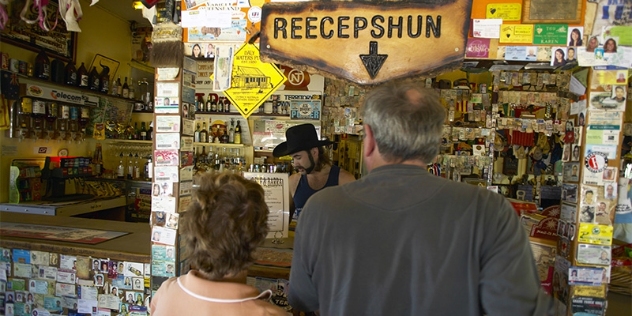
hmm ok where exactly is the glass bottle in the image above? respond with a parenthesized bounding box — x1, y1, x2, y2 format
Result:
(110, 77, 119, 96)
(117, 154, 125, 179)
(234, 120, 242, 144)
(127, 153, 134, 179)
(99, 66, 110, 94)
(133, 122, 139, 140)
(134, 153, 141, 179)
(194, 123, 201, 142)
(116, 76, 123, 96)
(223, 98, 231, 113)
(200, 122, 208, 143)
(147, 121, 153, 141)
(34, 49, 50, 80)
(122, 77, 130, 98)
(217, 97, 224, 112)
(129, 78, 135, 100)
(64, 62, 77, 86)
(140, 121, 147, 140)
(89, 67, 100, 91)
(206, 95, 212, 112)
(228, 118, 235, 144)
(145, 155, 153, 181)
(77, 62, 88, 88)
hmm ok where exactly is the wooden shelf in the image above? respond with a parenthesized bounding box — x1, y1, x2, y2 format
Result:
(101, 139, 152, 144)
(193, 142, 244, 148)
(19, 75, 136, 104)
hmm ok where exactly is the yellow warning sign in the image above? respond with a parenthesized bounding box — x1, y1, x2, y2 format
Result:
(223, 43, 287, 119)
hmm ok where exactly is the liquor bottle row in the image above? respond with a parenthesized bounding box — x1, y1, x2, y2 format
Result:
(30, 48, 153, 106)
(102, 121, 153, 141)
(92, 143, 153, 181)
(193, 118, 242, 144)
(194, 93, 231, 113)
(193, 147, 246, 174)
(12, 97, 90, 142)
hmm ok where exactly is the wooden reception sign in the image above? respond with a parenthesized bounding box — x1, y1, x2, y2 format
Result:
(259, 0, 472, 85)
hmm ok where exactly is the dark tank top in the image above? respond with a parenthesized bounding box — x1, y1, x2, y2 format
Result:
(293, 165, 340, 220)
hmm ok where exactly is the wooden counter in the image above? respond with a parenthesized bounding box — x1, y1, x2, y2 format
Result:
(0, 212, 151, 263)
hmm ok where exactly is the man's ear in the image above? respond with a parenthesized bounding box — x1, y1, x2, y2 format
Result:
(363, 124, 375, 157)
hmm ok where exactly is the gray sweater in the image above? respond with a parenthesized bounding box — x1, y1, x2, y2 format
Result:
(288, 164, 554, 316)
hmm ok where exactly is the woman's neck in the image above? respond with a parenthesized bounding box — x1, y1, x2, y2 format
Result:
(196, 269, 248, 284)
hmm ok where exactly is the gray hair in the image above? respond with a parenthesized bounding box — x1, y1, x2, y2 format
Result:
(361, 83, 446, 164)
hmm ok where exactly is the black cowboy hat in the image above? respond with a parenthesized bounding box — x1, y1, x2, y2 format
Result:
(273, 123, 332, 157)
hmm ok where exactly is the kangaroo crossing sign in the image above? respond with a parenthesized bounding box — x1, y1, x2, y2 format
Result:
(259, 0, 472, 85)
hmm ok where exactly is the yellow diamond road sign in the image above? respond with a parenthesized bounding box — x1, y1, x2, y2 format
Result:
(223, 43, 287, 119)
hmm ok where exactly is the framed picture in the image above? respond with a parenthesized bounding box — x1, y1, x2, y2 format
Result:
(0, 1, 77, 62)
(522, 0, 582, 24)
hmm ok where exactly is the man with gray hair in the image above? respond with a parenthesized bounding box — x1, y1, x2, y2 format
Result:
(288, 83, 554, 315)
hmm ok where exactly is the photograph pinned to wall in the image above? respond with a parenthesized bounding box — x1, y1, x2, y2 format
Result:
(152, 211, 166, 227)
(551, 47, 567, 67)
(132, 277, 144, 291)
(572, 145, 581, 161)
(604, 181, 617, 200)
(582, 185, 598, 205)
(566, 47, 577, 63)
(594, 200, 612, 225)
(563, 162, 580, 182)
(562, 144, 572, 162)
(579, 205, 595, 223)
(603, 167, 617, 182)
(568, 27, 583, 46)
(165, 213, 179, 230)
(562, 184, 577, 203)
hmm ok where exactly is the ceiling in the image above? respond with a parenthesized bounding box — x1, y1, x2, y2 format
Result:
(94, 0, 152, 27)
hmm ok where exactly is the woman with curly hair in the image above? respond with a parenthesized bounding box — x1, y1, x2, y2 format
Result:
(150, 172, 286, 316)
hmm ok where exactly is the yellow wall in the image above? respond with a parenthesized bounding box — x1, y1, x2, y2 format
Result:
(0, 5, 134, 202)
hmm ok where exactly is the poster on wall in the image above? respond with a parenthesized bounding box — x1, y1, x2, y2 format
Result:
(243, 172, 290, 240)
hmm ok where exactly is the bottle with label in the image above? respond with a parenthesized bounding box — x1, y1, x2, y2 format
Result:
(133, 122, 139, 140)
(228, 118, 235, 144)
(205, 95, 212, 112)
(140, 121, 147, 140)
(224, 98, 231, 113)
(200, 122, 209, 143)
(117, 154, 125, 179)
(64, 62, 77, 86)
(116, 77, 123, 96)
(217, 97, 224, 112)
(147, 121, 153, 141)
(234, 120, 242, 144)
(99, 66, 110, 94)
(129, 78, 135, 100)
(145, 155, 153, 181)
(127, 153, 134, 179)
(134, 153, 141, 179)
(110, 77, 119, 96)
(220, 125, 229, 144)
(89, 67, 100, 91)
(34, 49, 50, 80)
(122, 77, 130, 98)
(77, 63, 89, 88)
(194, 123, 201, 142)
(210, 95, 217, 112)
(57, 104, 69, 135)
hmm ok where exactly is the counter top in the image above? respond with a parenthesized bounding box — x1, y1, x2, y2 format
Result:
(0, 195, 126, 216)
(0, 212, 150, 262)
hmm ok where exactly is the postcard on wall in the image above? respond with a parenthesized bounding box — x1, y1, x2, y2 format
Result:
(155, 133, 181, 150)
(498, 24, 533, 44)
(213, 44, 235, 91)
(472, 19, 502, 38)
(156, 116, 181, 133)
(154, 150, 179, 166)
(154, 166, 179, 184)
(151, 227, 177, 246)
(577, 223, 613, 246)
(151, 196, 176, 213)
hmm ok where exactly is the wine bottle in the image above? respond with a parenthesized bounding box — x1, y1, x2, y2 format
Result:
(129, 78, 135, 100)
(228, 118, 235, 144)
(140, 121, 147, 140)
(64, 62, 77, 86)
(77, 63, 88, 88)
(122, 77, 130, 98)
(200, 122, 208, 143)
(99, 66, 110, 94)
(234, 120, 242, 144)
(34, 49, 50, 80)
(116, 76, 123, 96)
(89, 67, 100, 91)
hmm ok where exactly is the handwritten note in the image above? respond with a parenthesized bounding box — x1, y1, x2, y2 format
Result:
(499, 24, 534, 44)
(486, 3, 522, 21)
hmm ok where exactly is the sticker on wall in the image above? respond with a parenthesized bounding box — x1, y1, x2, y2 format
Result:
(583, 152, 608, 185)
(578, 223, 613, 245)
